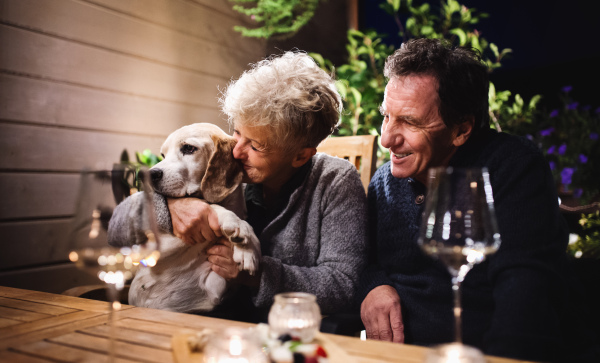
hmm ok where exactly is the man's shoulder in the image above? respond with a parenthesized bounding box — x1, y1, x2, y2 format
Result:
(487, 130, 541, 157)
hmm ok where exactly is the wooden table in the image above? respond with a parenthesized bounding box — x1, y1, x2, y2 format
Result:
(0, 286, 529, 363)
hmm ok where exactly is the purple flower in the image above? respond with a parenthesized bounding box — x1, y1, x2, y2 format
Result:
(526, 134, 534, 141)
(567, 102, 579, 110)
(595, 107, 600, 114)
(540, 127, 555, 137)
(579, 154, 588, 163)
(558, 144, 567, 155)
(591, 133, 599, 141)
(574, 188, 583, 199)
(549, 161, 556, 170)
(562, 86, 573, 93)
(561, 167, 575, 185)
(549, 110, 559, 118)
(547, 145, 556, 154)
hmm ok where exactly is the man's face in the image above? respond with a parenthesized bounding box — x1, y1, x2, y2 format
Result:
(380, 75, 468, 184)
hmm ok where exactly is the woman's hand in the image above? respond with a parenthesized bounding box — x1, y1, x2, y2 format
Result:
(207, 238, 261, 287)
(167, 198, 221, 245)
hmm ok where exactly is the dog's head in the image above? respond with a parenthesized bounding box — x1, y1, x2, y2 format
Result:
(150, 123, 243, 203)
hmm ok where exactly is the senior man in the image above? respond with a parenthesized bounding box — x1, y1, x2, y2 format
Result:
(359, 38, 598, 362)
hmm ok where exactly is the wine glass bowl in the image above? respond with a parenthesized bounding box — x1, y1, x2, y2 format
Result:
(67, 165, 160, 361)
(418, 167, 501, 362)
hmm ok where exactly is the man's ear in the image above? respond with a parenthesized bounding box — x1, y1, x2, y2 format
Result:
(291, 147, 317, 168)
(452, 116, 475, 147)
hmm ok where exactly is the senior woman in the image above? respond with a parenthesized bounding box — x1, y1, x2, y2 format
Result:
(163, 52, 368, 321)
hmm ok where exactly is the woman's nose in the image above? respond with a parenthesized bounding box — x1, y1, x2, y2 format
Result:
(232, 141, 244, 160)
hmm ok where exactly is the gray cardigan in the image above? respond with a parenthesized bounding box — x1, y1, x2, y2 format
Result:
(251, 153, 368, 313)
(108, 153, 368, 314)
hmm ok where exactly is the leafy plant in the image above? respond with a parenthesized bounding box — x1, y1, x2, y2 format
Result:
(529, 87, 600, 203)
(568, 211, 600, 259)
(488, 82, 541, 133)
(117, 149, 163, 196)
(229, 0, 320, 39)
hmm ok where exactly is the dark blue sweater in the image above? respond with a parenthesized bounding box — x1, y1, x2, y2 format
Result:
(359, 128, 599, 362)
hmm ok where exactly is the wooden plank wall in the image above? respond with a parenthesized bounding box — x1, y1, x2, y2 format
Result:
(0, 0, 266, 293)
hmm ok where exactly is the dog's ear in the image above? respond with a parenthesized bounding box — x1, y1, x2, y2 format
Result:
(200, 135, 243, 203)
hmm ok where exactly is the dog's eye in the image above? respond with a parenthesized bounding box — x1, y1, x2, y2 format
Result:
(180, 144, 197, 155)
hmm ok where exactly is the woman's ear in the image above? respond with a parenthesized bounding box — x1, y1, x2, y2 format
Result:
(291, 147, 317, 168)
(452, 116, 475, 147)
(200, 136, 243, 203)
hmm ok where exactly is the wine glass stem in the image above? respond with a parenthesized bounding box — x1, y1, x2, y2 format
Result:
(451, 276, 462, 344)
(106, 283, 122, 363)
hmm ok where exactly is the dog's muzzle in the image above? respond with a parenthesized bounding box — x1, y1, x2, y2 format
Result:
(149, 168, 163, 187)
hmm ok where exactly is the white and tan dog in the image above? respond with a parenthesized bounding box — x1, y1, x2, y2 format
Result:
(113, 123, 260, 313)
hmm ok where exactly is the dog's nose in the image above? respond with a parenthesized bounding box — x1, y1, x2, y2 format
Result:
(149, 168, 163, 184)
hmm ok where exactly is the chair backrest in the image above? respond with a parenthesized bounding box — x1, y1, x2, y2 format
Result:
(317, 134, 378, 192)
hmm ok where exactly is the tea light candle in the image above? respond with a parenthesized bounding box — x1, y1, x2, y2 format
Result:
(203, 328, 266, 363)
(268, 292, 321, 343)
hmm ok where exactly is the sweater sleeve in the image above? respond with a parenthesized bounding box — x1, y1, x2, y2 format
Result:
(108, 191, 171, 247)
(252, 164, 369, 313)
(356, 167, 395, 303)
(482, 144, 570, 361)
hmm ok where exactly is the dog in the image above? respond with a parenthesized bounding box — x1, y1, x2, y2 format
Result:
(110, 123, 261, 313)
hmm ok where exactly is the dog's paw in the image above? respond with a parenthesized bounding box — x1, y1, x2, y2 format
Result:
(221, 218, 255, 245)
(232, 243, 260, 275)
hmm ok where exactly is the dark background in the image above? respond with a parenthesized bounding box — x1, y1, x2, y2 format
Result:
(360, 0, 600, 110)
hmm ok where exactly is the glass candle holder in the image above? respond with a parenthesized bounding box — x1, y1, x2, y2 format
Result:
(268, 292, 321, 343)
(203, 327, 266, 363)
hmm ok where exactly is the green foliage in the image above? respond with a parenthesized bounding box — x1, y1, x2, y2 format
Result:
(136, 149, 163, 168)
(488, 82, 542, 133)
(230, 0, 320, 39)
(117, 149, 163, 194)
(567, 211, 600, 259)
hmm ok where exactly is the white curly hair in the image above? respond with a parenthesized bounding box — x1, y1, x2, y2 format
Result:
(220, 51, 342, 153)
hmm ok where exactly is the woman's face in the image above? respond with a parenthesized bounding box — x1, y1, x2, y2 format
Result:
(232, 124, 297, 190)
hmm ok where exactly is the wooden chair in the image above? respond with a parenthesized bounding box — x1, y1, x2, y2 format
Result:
(317, 134, 378, 192)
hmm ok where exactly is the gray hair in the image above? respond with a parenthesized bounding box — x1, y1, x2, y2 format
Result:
(220, 51, 342, 152)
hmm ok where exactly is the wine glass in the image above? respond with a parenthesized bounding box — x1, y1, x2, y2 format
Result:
(418, 167, 501, 362)
(68, 165, 160, 362)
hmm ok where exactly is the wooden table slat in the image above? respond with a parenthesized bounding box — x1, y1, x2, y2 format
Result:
(0, 296, 79, 316)
(82, 324, 173, 350)
(0, 317, 21, 328)
(48, 331, 174, 363)
(122, 306, 255, 331)
(114, 317, 201, 337)
(0, 311, 106, 349)
(0, 288, 134, 312)
(0, 349, 54, 363)
(12, 339, 130, 363)
(0, 305, 50, 322)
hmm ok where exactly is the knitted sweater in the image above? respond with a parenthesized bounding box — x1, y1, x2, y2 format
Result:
(248, 153, 368, 313)
(359, 128, 598, 361)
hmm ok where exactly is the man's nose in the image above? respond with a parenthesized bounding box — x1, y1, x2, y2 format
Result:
(380, 126, 397, 149)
